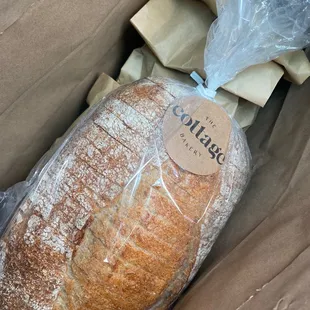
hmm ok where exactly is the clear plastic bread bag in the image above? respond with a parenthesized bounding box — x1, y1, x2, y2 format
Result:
(0, 0, 310, 309)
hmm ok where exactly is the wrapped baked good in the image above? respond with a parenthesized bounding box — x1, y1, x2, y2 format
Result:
(0, 77, 251, 309)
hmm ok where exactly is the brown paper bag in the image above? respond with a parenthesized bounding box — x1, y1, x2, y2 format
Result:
(131, 0, 284, 107)
(201, 0, 217, 15)
(201, 0, 310, 86)
(131, 0, 214, 77)
(275, 51, 310, 85)
(222, 62, 284, 106)
(118, 46, 196, 86)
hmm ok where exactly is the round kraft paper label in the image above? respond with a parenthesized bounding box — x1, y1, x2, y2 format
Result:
(163, 96, 232, 175)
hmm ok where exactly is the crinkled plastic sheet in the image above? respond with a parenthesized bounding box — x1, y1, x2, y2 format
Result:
(205, 0, 310, 91)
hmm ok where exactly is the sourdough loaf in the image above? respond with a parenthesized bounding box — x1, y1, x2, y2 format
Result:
(0, 77, 251, 310)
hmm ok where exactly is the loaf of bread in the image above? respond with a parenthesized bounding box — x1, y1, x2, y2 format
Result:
(0, 77, 251, 310)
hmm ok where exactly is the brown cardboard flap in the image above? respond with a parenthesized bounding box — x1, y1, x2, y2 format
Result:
(0, 0, 34, 32)
(175, 76, 310, 309)
(0, 0, 147, 189)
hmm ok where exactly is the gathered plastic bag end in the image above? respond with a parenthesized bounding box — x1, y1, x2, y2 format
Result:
(190, 71, 217, 100)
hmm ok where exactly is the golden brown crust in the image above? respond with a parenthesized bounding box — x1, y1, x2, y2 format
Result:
(0, 78, 250, 310)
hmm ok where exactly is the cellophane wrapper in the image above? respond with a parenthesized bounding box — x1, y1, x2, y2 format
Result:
(205, 0, 310, 91)
(0, 78, 251, 309)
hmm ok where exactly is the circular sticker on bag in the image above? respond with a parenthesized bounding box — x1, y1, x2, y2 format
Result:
(163, 96, 232, 175)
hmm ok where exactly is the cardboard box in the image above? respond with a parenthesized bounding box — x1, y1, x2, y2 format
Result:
(1, 1, 310, 309)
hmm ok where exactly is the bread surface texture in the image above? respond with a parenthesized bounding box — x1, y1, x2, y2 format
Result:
(0, 77, 251, 310)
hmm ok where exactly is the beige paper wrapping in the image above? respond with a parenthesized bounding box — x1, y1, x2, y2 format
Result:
(131, 0, 214, 77)
(131, 0, 284, 107)
(222, 63, 284, 106)
(275, 51, 310, 85)
(87, 73, 120, 106)
(118, 46, 196, 86)
(201, 0, 310, 86)
(201, 0, 217, 15)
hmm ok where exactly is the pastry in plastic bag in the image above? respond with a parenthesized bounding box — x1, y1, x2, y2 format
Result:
(0, 77, 251, 309)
